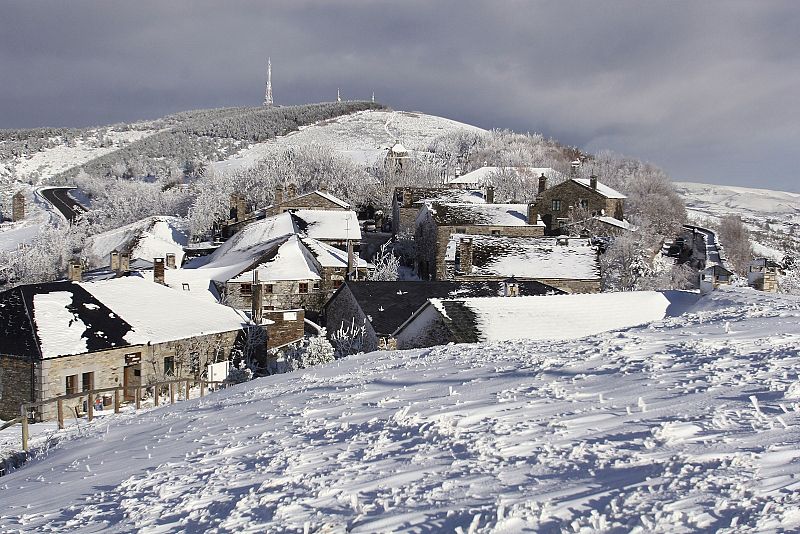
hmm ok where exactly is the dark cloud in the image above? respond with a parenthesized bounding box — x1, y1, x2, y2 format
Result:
(1, 0, 798, 191)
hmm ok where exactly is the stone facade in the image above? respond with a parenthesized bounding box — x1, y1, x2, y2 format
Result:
(535, 179, 624, 235)
(0, 356, 33, 420)
(12, 192, 25, 222)
(268, 190, 349, 217)
(264, 309, 305, 350)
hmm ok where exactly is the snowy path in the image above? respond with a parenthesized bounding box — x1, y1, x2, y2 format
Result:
(2, 287, 800, 532)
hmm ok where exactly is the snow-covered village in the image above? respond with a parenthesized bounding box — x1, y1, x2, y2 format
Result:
(2, 3, 800, 532)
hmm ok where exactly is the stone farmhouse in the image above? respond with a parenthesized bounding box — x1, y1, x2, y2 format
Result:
(323, 280, 562, 352)
(394, 291, 676, 349)
(747, 258, 781, 292)
(392, 187, 487, 236)
(444, 234, 602, 293)
(268, 186, 351, 216)
(414, 202, 545, 280)
(533, 174, 626, 235)
(0, 277, 254, 421)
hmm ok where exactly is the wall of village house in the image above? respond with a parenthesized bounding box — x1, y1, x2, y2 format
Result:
(264, 310, 305, 350)
(323, 287, 380, 353)
(395, 306, 454, 350)
(140, 331, 239, 384)
(536, 181, 624, 234)
(267, 193, 345, 216)
(0, 356, 33, 420)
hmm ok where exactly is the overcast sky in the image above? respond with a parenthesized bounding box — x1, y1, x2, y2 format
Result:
(2, 1, 799, 191)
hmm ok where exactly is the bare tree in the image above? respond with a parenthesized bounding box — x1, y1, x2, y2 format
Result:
(717, 215, 752, 274)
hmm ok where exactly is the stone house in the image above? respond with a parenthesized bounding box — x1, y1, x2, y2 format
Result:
(700, 265, 734, 294)
(414, 202, 545, 280)
(391, 187, 487, 236)
(533, 175, 626, 235)
(290, 209, 362, 251)
(443, 234, 601, 293)
(747, 258, 781, 292)
(0, 278, 253, 421)
(322, 280, 562, 352)
(268, 188, 351, 216)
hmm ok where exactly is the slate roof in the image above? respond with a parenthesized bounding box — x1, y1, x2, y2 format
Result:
(0, 282, 133, 361)
(426, 202, 537, 227)
(288, 190, 351, 209)
(332, 280, 562, 336)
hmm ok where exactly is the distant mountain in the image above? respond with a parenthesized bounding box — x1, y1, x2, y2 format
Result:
(675, 181, 800, 260)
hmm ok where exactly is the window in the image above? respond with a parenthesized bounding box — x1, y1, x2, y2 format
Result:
(299, 282, 309, 294)
(491, 230, 501, 235)
(82, 372, 94, 392)
(313, 281, 320, 291)
(65, 374, 78, 395)
(265, 284, 274, 294)
(580, 199, 589, 210)
(455, 227, 466, 234)
(182, 283, 190, 291)
(240, 283, 252, 296)
(552, 199, 562, 211)
(333, 279, 343, 289)
(164, 356, 175, 376)
(396, 191, 404, 203)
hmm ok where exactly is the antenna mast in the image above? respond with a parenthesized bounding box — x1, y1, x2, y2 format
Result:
(263, 57, 273, 106)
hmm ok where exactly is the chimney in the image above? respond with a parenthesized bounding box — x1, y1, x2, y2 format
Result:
(118, 252, 130, 274)
(527, 202, 538, 225)
(230, 193, 240, 221)
(503, 276, 519, 297)
(251, 271, 263, 325)
(287, 183, 297, 199)
(347, 239, 355, 280)
(274, 187, 284, 207)
(485, 186, 495, 204)
(538, 173, 548, 195)
(590, 174, 598, 190)
(236, 195, 248, 221)
(458, 237, 473, 275)
(110, 250, 120, 272)
(67, 259, 83, 282)
(12, 192, 25, 222)
(570, 159, 581, 176)
(165, 253, 176, 269)
(153, 257, 165, 285)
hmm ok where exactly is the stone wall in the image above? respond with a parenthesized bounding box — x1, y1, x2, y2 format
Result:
(0, 356, 33, 420)
(264, 309, 305, 350)
(446, 274, 600, 294)
(323, 286, 380, 353)
(536, 180, 624, 234)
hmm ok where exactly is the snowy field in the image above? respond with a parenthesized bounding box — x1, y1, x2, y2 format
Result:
(212, 109, 485, 175)
(675, 181, 800, 259)
(2, 287, 800, 532)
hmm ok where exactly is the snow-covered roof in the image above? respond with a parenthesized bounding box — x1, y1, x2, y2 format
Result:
(87, 216, 190, 267)
(411, 189, 486, 205)
(231, 235, 321, 283)
(209, 212, 296, 264)
(389, 142, 408, 154)
(426, 203, 541, 227)
(291, 209, 362, 241)
(301, 237, 371, 269)
(594, 216, 636, 231)
(446, 234, 599, 280)
(0, 278, 253, 360)
(572, 178, 627, 199)
(429, 291, 675, 343)
(450, 166, 560, 185)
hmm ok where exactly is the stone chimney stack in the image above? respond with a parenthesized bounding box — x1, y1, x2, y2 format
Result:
(485, 186, 495, 204)
(458, 237, 474, 275)
(12, 192, 25, 222)
(347, 239, 355, 280)
(236, 195, 248, 221)
(230, 193, 240, 221)
(165, 253, 176, 269)
(287, 183, 297, 199)
(538, 173, 548, 195)
(274, 187, 284, 207)
(67, 259, 83, 282)
(153, 258, 166, 285)
(527, 202, 538, 225)
(118, 252, 130, 274)
(570, 159, 581, 176)
(110, 250, 120, 272)
(251, 271, 263, 325)
(590, 174, 598, 190)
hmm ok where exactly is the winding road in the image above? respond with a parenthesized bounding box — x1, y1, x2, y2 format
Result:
(39, 187, 87, 223)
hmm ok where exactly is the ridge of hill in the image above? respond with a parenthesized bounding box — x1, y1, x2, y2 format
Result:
(2, 287, 800, 531)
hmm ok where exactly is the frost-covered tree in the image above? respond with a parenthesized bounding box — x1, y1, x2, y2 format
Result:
(716, 215, 753, 275)
(368, 241, 400, 281)
(281, 331, 335, 371)
(331, 318, 367, 359)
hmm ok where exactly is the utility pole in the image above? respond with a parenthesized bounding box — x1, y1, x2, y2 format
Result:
(263, 57, 273, 106)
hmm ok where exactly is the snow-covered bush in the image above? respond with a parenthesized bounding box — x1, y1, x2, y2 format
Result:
(226, 360, 254, 384)
(368, 241, 400, 281)
(280, 331, 336, 372)
(331, 318, 367, 359)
